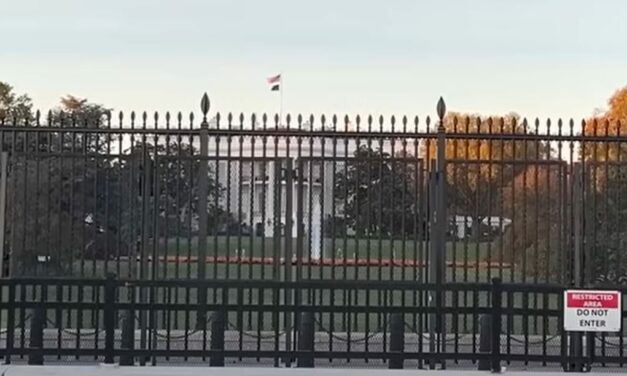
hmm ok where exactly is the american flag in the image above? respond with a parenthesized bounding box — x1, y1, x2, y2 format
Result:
(267, 74, 281, 91)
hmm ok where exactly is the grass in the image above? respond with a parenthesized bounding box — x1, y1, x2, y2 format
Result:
(2, 236, 562, 335)
(56, 236, 541, 284)
(156, 236, 495, 262)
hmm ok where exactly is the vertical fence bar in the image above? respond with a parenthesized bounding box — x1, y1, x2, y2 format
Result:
(120, 288, 136, 366)
(284, 157, 294, 365)
(27, 305, 45, 365)
(247, 115, 257, 331)
(295, 155, 304, 345)
(478, 314, 492, 370)
(434, 98, 447, 368)
(427, 159, 437, 369)
(297, 311, 314, 368)
(5, 280, 15, 364)
(272, 156, 282, 367)
(104, 273, 116, 364)
(210, 309, 226, 367)
(491, 277, 502, 373)
(197, 94, 210, 328)
(389, 312, 405, 369)
(0, 152, 7, 277)
(568, 163, 584, 370)
(439, 107, 448, 363)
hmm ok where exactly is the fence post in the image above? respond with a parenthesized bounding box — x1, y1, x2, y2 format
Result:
(197, 93, 210, 329)
(427, 97, 447, 370)
(120, 309, 135, 366)
(28, 306, 45, 365)
(565, 163, 585, 372)
(491, 278, 502, 373)
(104, 273, 116, 364)
(210, 310, 226, 367)
(389, 313, 405, 369)
(0, 152, 8, 277)
(586, 332, 595, 368)
(284, 158, 294, 367)
(4, 280, 15, 364)
(297, 312, 314, 368)
(427, 162, 437, 369)
(478, 314, 492, 370)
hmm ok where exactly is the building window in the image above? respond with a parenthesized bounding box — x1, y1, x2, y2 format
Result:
(255, 222, 265, 237)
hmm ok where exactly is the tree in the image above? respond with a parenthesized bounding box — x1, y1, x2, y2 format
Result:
(423, 113, 551, 240)
(120, 140, 225, 238)
(581, 86, 627, 284)
(0, 81, 33, 124)
(6, 95, 116, 275)
(501, 164, 565, 283)
(334, 145, 422, 238)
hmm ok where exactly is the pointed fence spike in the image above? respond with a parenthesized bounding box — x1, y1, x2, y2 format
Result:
(437, 97, 446, 119)
(200, 93, 210, 116)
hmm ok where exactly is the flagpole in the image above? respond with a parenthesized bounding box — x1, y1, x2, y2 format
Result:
(279, 72, 284, 126)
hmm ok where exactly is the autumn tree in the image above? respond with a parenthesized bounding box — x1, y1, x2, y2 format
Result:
(501, 164, 566, 283)
(581, 86, 627, 284)
(423, 113, 551, 239)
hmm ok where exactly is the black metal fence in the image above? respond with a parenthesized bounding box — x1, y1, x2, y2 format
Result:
(0, 95, 625, 286)
(1, 95, 627, 369)
(0, 275, 625, 371)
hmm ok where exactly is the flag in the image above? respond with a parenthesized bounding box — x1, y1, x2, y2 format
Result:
(267, 74, 281, 91)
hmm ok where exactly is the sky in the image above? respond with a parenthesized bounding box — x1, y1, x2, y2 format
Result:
(1, 0, 627, 124)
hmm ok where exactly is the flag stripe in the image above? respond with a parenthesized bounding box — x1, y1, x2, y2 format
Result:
(270, 84, 280, 91)
(267, 74, 281, 84)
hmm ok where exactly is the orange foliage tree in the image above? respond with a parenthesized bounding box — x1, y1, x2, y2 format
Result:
(423, 112, 551, 239)
(581, 86, 627, 283)
(501, 164, 565, 283)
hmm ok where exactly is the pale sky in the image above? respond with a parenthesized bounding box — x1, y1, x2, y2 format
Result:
(1, 0, 627, 123)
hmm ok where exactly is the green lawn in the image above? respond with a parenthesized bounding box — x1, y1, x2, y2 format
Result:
(156, 236, 495, 262)
(53, 236, 538, 283)
(2, 236, 561, 335)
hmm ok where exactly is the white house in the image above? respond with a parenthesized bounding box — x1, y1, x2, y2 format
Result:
(209, 136, 351, 259)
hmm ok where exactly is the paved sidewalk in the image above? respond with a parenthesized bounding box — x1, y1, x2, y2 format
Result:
(0, 365, 620, 375)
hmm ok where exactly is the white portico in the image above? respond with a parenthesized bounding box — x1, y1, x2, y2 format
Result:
(210, 136, 350, 260)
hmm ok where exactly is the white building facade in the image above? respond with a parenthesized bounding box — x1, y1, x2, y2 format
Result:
(210, 137, 350, 259)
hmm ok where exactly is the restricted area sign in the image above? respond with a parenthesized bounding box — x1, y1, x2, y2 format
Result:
(564, 290, 622, 332)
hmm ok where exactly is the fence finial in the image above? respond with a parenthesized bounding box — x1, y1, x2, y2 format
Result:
(437, 97, 446, 120)
(200, 92, 210, 127)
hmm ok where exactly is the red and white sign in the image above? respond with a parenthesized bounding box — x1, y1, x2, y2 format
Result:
(564, 290, 622, 332)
